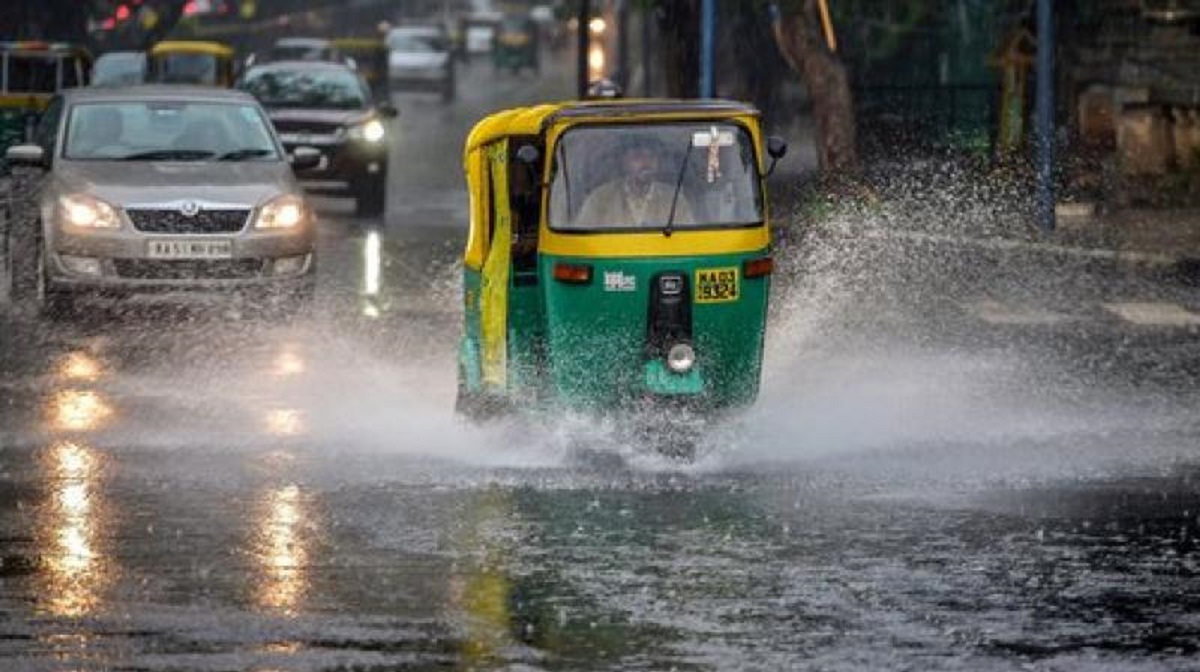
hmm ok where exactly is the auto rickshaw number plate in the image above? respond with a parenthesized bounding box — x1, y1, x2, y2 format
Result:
(695, 267, 740, 304)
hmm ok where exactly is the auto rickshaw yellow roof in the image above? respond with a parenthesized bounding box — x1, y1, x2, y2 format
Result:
(149, 41, 235, 57)
(465, 99, 761, 155)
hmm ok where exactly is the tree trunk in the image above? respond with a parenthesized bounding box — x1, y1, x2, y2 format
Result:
(772, 0, 858, 179)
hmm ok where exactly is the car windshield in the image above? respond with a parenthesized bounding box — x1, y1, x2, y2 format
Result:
(63, 101, 279, 161)
(240, 67, 367, 110)
(151, 53, 218, 85)
(549, 123, 764, 231)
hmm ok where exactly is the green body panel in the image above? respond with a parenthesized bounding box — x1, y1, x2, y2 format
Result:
(460, 269, 484, 391)
(506, 270, 546, 400)
(644, 359, 704, 395)
(536, 250, 769, 410)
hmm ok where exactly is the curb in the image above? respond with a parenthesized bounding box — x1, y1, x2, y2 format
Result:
(844, 227, 1184, 269)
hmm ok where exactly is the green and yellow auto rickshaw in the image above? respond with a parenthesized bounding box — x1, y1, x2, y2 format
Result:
(1, 42, 91, 161)
(492, 15, 539, 74)
(146, 40, 236, 87)
(456, 100, 787, 436)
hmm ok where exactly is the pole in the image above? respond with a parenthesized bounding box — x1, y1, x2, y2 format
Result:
(699, 0, 715, 98)
(642, 3, 653, 97)
(1035, 0, 1055, 233)
(577, 0, 591, 98)
(617, 0, 630, 91)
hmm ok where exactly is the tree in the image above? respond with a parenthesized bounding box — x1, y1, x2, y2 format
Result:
(770, 0, 858, 178)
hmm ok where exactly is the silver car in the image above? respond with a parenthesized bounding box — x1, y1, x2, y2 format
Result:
(5, 86, 320, 315)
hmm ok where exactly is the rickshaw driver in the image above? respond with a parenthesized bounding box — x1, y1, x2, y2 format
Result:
(575, 135, 694, 228)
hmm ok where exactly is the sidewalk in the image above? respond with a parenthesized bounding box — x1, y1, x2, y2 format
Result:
(1052, 207, 1200, 268)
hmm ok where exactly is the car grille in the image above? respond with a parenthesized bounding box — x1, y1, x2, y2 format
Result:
(127, 209, 250, 234)
(114, 259, 264, 280)
(272, 119, 344, 136)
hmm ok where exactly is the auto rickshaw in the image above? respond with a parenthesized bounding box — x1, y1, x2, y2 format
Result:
(0, 42, 91, 163)
(331, 37, 390, 98)
(456, 100, 787, 444)
(146, 41, 235, 87)
(492, 16, 539, 74)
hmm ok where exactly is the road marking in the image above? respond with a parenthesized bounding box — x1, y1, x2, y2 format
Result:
(964, 300, 1073, 325)
(1103, 302, 1200, 326)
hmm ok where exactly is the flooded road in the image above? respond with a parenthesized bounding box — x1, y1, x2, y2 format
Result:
(3, 58, 1200, 671)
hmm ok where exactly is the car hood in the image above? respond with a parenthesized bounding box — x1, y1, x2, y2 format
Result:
(266, 108, 372, 127)
(55, 161, 295, 208)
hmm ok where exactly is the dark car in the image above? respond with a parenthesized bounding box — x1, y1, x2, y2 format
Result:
(238, 61, 397, 217)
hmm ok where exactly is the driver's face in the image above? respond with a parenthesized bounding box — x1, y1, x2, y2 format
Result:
(622, 147, 658, 184)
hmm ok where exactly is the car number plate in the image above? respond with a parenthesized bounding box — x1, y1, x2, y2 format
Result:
(695, 267, 740, 303)
(146, 239, 233, 260)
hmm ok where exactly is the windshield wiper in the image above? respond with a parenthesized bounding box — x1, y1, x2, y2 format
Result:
(218, 148, 273, 161)
(663, 141, 694, 238)
(119, 149, 215, 161)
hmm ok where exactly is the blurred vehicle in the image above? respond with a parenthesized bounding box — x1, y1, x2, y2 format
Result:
(492, 15, 539, 74)
(251, 38, 349, 67)
(0, 42, 91, 164)
(146, 41, 236, 87)
(462, 12, 502, 56)
(91, 51, 146, 87)
(385, 26, 455, 102)
(238, 61, 397, 217)
(529, 4, 566, 50)
(331, 37, 390, 98)
(456, 100, 788, 458)
(3, 86, 318, 315)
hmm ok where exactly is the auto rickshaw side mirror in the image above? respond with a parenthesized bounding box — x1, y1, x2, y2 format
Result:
(289, 146, 322, 172)
(516, 144, 540, 165)
(6, 144, 46, 169)
(765, 136, 788, 177)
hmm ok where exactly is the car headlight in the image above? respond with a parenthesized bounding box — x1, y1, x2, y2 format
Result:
(59, 194, 120, 229)
(255, 194, 308, 229)
(666, 343, 696, 374)
(347, 119, 386, 143)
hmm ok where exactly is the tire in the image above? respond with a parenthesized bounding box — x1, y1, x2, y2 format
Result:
(355, 177, 386, 219)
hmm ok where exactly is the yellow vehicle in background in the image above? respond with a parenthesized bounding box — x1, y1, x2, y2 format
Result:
(146, 41, 236, 87)
(331, 37, 390, 98)
(1, 42, 91, 159)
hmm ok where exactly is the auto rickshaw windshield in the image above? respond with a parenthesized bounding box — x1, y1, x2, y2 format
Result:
(549, 123, 764, 232)
(154, 53, 218, 85)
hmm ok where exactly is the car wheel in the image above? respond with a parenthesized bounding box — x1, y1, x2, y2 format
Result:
(355, 177, 387, 219)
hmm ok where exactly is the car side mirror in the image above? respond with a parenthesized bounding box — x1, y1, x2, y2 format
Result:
(289, 146, 322, 172)
(765, 135, 788, 177)
(5, 144, 46, 168)
(378, 102, 399, 119)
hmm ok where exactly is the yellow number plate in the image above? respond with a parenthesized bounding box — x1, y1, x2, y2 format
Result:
(695, 267, 740, 303)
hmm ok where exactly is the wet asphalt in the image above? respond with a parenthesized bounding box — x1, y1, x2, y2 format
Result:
(2, 57, 1200, 671)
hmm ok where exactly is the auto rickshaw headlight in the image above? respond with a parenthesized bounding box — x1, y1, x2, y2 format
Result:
(59, 194, 121, 229)
(666, 343, 696, 374)
(348, 119, 386, 143)
(255, 194, 307, 229)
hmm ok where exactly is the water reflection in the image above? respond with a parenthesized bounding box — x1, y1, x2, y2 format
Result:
(47, 389, 113, 433)
(272, 346, 307, 378)
(265, 408, 305, 437)
(55, 351, 105, 382)
(37, 441, 113, 617)
(253, 484, 312, 615)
